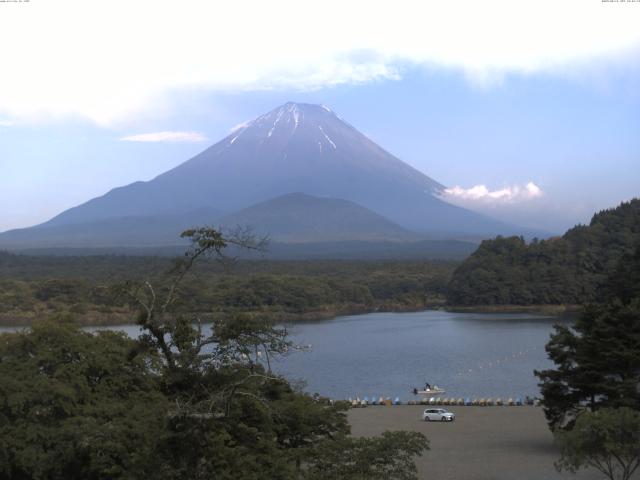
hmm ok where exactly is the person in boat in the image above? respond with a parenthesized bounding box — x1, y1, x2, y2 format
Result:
(425, 382, 431, 390)
(413, 387, 418, 395)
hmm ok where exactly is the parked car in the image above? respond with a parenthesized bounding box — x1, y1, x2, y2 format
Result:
(422, 408, 455, 422)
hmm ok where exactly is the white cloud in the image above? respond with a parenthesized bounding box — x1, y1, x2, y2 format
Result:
(229, 121, 252, 134)
(120, 131, 208, 143)
(0, 0, 639, 125)
(441, 182, 543, 203)
(0, 119, 14, 127)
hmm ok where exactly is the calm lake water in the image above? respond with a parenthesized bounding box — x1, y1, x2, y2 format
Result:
(277, 310, 562, 401)
(1, 310, 564, 401)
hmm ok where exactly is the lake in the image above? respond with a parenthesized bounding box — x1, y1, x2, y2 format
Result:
(1, 310, 564, 401)
(277, 310, 562, 401)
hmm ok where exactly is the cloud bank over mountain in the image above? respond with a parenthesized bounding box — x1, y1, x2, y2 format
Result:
(0, 0, 638, 125)
(441, 182, 543, 204)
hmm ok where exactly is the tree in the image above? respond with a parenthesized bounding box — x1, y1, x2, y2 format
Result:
(1, 227, 430, 479)
(447, 199, 640, 306)
(119, 227, 428, 479)
(0, 319, 168, 480)
(304, 431, 429, 480)
(114, 228, 353, 478)
(535, 248, 640, 429)
(555, 408, 640, 480)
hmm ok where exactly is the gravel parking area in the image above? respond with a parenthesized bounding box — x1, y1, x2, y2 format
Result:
(348, 405, 618, 480)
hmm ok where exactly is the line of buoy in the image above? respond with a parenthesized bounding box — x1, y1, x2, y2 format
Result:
(454, 346, 540, 377)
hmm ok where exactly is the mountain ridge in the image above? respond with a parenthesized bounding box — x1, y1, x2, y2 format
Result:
(218, 192, 419, 243)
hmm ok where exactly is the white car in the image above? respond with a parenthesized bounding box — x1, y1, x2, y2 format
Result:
(422, 408, 455, 422)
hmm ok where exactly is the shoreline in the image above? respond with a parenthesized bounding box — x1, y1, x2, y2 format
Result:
(441, 304, 581, 316)
(0, 303, 576, 328)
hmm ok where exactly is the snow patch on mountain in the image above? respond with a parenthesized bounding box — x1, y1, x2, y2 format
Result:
(292, 106, 301, 131)
(318, 125, 336, 149)
(267, 108, 285, 138)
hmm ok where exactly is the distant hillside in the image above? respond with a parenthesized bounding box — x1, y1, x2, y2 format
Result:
(0, 191, 478, 258)
(0, 207, 222, 249)
(218, 193, 418, 242)
(447, 198, 640, 305)
(0, 190, 422, 249)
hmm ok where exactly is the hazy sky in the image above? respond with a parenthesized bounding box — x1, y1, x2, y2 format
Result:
(1, 0, 639, 233)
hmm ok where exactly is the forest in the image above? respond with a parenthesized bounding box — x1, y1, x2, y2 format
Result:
(447, 199, 640, 306)
(0, 253, 455, 326)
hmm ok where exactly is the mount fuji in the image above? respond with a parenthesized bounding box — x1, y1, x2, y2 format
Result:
(0, 102, 529, 255)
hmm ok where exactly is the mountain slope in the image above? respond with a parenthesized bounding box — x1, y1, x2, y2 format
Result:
(0, 194, 417, 249)
(0, 102, 529, 252)
(218, 193, 418, 242)
(0, 207, 223, 249)
(37, 102, 515, 235)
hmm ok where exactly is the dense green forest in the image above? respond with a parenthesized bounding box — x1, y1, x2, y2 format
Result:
(447, 199, 640, 306)
(0, 229, 429, 479)
(0, 253, 455, 326)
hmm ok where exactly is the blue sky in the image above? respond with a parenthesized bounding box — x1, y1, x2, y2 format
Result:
(1, 1, 639, 233)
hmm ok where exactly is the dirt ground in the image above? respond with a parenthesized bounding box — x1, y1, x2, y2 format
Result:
(348, 405, 624, 480)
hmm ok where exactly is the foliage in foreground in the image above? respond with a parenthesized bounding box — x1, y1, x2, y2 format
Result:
(537, 244, 640, 479)
(0, 228, 429, 479)
(555, 408, 640, 480)
(305, 431, 429, 480)
(536, 245, 640, 429)
(0, 321, 168, 479)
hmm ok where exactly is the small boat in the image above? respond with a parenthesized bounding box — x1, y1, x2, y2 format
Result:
(414, 386, 446, 395)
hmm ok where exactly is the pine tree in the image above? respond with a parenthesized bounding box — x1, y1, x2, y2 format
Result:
(536, 245, 640, 429)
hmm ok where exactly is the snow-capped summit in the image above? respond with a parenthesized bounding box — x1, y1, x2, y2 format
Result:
(224, 102, 349, 153)
(2, 102, 521, 249)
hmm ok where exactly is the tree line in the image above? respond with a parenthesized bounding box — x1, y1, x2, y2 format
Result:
(0, 255, 454, 326)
